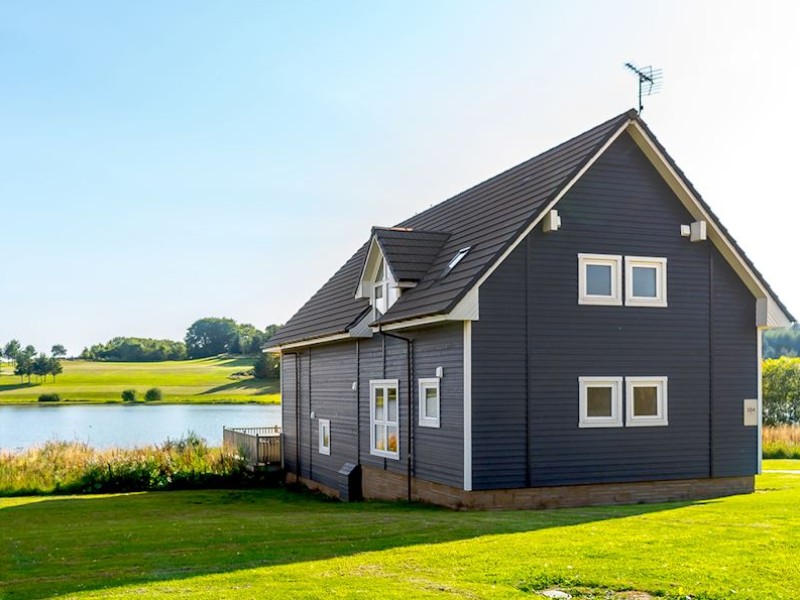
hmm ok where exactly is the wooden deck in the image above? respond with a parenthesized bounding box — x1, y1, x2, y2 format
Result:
(223, 426, 282, 470)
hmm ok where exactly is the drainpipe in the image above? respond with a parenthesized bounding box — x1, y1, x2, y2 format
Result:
(379, 328, 414, 503)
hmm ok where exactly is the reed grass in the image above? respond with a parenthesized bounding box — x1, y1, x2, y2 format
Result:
(0, 433, 255, 495)
(763, 425, 800, 459)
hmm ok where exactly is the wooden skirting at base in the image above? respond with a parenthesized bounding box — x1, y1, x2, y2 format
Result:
(284, 467, 755, 510)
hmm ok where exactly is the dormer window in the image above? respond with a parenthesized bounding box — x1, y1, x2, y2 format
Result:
(373, 257, 389, 317)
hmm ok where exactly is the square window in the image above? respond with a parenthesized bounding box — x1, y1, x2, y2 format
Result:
(578, 254, 622, 305)
(626, 377, 668, 426)
(625, 257, 667, 307)
(318, 419, 331, 455)
(418, 378, 440, 428)
(370, 380, 400, 458)
(578, 377, 623, 427)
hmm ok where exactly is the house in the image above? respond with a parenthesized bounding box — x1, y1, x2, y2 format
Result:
(266, 110, 793, 509)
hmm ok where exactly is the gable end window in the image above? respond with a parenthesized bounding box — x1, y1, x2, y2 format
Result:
(318, 419, 331, 455)
(370, 379, 399, 458)
(626, 377, 668, 426)
(418, 378, 440, 428)
(578, 377, 623, 428)
(578, 254, 622, 306)
(625, 257, 667, 307)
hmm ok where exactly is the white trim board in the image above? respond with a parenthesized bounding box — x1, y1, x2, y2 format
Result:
(463, 321, 472, 491)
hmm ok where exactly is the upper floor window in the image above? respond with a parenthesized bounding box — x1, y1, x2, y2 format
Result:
(578, 254, 622, 306)
(373, 257, 389, 317)
(625, 257, 667, 307)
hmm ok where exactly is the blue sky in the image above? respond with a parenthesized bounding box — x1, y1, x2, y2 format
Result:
(2, 1, 798, 355)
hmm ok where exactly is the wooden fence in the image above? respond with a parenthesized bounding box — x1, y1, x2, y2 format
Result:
(223, 426, 282, 469)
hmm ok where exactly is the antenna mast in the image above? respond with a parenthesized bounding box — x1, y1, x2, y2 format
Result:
(624, 62, 663, 114)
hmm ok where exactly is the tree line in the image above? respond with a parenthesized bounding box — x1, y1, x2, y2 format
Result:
(2, 341, 65, 383)
(74, 318, 282, 377)
(764, 325, 800, 359)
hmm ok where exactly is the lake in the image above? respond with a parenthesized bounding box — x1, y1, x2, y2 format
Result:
(0, 404, 281, 451)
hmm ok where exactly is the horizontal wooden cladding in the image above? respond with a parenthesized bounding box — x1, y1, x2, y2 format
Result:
(472, 132, 758, 490)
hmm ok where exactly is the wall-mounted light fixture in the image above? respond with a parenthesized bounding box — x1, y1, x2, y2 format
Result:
(543, 209, 561, 233)
(435, 366, 444, 378)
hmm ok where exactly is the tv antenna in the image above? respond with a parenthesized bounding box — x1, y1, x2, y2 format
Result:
(624, 62, 663, 114)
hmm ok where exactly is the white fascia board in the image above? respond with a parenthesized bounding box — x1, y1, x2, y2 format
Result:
(469, 119, 633, 292)
(626, 121, 792, 327)
(372, 314, 448, 332)
(355, 237, 381, 299)
(372, 289, 480, 333)
(265, 332, 353, 352)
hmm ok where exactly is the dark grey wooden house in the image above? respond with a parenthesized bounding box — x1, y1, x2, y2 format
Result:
(266, 110, 793, 509)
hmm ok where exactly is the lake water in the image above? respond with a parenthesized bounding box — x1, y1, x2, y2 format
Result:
(0, 404, 281, 451)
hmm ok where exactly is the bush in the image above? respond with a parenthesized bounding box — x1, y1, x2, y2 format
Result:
(144, 388, 162, 402)
(37, 393, 60, 403)
(121, 389, 137, 402)
(763, 358, 800, 425)
(0, 434, 254, 495)
(253, 353, 279, 379)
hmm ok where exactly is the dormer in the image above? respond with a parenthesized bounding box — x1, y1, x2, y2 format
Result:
(356, 227, 451, 321)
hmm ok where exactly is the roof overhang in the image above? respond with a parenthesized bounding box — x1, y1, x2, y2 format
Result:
(625, 120, 793, 328)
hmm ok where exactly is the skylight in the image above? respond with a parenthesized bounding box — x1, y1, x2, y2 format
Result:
(441, 247, 471, 277)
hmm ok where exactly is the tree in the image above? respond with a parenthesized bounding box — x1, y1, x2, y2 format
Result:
(253, 353, 279, 379)
(14, 354, 33, 383)
(51, 344, 67, 358)
(32, 354, 51, 382)
(48, 357, 63, 382)
(3, 339, 21, 365)
(763, 357, 800, 425)
(185, 318, 239, 358)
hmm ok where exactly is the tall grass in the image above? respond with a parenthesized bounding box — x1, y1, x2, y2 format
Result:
(0, 433, 257, 496)
(763, 425, 800, 459)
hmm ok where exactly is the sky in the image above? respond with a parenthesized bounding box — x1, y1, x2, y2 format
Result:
(1, 1, 798, 356)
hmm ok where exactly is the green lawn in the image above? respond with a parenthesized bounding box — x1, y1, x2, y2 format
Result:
(0, 358, 279, 404)
(1, 462, 799, 599)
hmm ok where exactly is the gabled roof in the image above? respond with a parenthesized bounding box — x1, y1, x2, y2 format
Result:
(372, 227, 451, 283)
(268, 110, 792, 349)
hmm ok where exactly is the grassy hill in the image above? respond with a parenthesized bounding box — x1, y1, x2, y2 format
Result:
(0, 357, 279, 404)
(0, 461, 798, 599)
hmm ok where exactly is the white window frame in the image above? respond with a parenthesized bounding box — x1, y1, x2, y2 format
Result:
(578, 376, 623, 428)
(626, 376, 668, 426)
(418, 378, 440, 428)
(625, 256, 667, 307)
(318, 419, 331, 455)
(578, 253, 623, 306)
(369, 379, 400, 459)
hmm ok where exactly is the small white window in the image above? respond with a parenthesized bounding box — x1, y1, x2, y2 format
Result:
(625, 256, 667, 307)
(418, 378, 440, 428)
(626, 377, 668, 426)
(370, 379, 399, 458)
(318, 419, 331, 455)
(578, 254, 622, 306)
(579, 377, 623, 428)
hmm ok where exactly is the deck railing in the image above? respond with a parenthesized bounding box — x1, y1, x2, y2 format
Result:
(223, 426, 282, 468)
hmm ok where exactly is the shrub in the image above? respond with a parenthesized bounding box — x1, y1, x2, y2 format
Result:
(763, 357, 800, 425)
(0, 434, 253, 495)
(763, 425, 800, 459)
(37, 393, 60, 403)
(144, 388, 162, 402)
(121, 389, 137, 402)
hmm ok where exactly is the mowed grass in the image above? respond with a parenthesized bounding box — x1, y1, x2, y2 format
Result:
(1, 463, 799, 600)
(0, 358, 279, 404)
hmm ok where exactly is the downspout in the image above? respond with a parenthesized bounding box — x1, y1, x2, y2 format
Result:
(379, 328, 414, 503)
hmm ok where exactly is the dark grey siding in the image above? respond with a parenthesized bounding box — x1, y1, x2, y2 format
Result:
(472, 244, 528, 488)
(472, 132, 757, 489)
(357, 324, 464, 489)
(711, 253, 758, 476)
(283, 322, 465, 490)
(281, 352, 298, 474)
